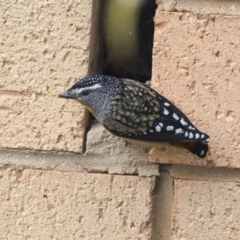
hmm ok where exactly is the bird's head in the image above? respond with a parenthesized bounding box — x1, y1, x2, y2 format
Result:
(59, 75, 121, 117)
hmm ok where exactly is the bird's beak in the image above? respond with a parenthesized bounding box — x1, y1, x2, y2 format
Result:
(59, 90, 75, 99)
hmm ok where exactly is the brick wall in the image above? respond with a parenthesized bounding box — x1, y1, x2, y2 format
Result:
(0, 0, 240, 239)
(151, 2, 240, 239)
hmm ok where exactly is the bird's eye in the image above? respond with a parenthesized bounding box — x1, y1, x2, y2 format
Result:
(82, 90, 90, 96)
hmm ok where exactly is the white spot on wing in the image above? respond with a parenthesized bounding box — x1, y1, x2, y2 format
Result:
(201, 134, 205, 139)
(159, 123, 163, 127)
(180, 118, 187, 126)
(189, 132, 194, 139)
(155, 126, 161, 132)
(185, 131, 188, 137)
(188, 126, 196, 130)
(205, 138, 210, 143)
(173, 113, 179, 120)
(166, 126, 174, 131)
(175, 128, 183, 134)
(195, 133, 200, 139)
(164, 102, 170, 106)
(163, 108, 169, 115)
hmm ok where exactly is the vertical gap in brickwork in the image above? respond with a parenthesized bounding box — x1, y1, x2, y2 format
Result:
(83, 0, 157, 152)
(151, 173, 174, 240)
(83, 0, 105, 153)
(102, 0, 157, 83)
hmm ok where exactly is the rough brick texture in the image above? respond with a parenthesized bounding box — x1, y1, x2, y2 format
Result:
(173, 179, 240, 239)
(85, 123, 159, 176)
(150, 11, 240, 167)
(0, 169, 154, 239)
(158, 0, 240, 15)
(0, 1, 92, 152)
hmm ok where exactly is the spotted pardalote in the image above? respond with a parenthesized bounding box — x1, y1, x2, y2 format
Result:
(60, 75, 210, 158)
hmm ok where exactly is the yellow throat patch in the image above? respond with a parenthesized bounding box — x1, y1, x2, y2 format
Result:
(73, 99, 94, 115)
(84, 105, 94, 115)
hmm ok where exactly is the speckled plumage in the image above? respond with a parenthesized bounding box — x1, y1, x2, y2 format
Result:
(60, 75, 210, 158)
(105, 79, 160, 133)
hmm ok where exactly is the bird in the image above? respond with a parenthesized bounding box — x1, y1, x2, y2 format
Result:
(59, 75, 210, 158)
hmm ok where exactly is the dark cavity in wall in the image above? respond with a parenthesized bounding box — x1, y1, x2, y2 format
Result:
(84, 0, 106, 153)
(102, 0, 157, 83)
(84, 0, 157, 152)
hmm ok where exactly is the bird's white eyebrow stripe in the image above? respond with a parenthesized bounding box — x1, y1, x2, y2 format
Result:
(71, 83, 102, 94)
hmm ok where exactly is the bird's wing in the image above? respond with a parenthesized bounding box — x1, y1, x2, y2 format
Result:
(105, 80, 210, 144)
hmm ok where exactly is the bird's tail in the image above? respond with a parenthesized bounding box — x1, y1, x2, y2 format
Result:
(182, 141, 209, 158)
